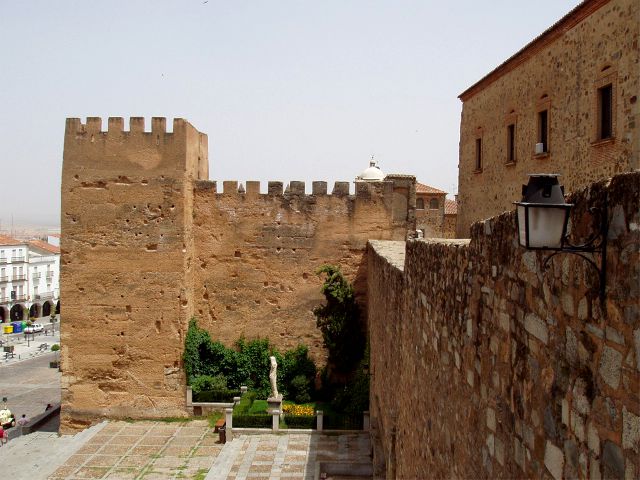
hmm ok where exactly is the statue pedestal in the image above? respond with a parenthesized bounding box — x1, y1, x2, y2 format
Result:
(267, 395, 282, 414)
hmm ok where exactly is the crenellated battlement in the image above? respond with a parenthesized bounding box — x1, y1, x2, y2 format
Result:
(195, 179, 397, 199)
(65, 116, 192, 136)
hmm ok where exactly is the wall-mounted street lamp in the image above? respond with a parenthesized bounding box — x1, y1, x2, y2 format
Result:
(515, 174, 608, 303)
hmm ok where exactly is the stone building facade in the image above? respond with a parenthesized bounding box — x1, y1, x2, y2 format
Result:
(368, 172, 639, 479)
(414, 182, 449, 238)
(60, 117, 416, 430)
(456, 0, 639, 237)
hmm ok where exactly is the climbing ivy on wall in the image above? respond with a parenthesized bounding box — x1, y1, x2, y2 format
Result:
(183, 318, 316, 401)
(313, 265, 365, 374)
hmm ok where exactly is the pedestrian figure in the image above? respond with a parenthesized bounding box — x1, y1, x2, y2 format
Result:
(0, 425, 6, 446)
(17, 414, 29, 426)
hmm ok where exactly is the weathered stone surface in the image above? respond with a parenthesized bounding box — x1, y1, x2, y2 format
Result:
(601, 441, 624, 480)
(622, 407, 640, 453)
(368, 172, 639, 479)
(599, 346, 623, 389)
(544, 441, 564, 480)
(524, 313, 548, 345)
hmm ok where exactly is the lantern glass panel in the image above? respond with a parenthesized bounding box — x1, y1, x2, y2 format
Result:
(526, 206, 567, 249)
(517, 205, 528, 247)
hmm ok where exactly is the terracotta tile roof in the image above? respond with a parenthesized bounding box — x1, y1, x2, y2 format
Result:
(445, 199, 458, 215)
(416, 182, 446, 195)
(0, 235, 23, 246)
(28, 239, 60, 254)
(48, 233, 61, 238)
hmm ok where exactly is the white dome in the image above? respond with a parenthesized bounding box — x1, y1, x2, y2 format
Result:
(356, 161, 385, 182)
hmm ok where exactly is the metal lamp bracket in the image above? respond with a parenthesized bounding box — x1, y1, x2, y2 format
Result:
(542, 195, 608, 305)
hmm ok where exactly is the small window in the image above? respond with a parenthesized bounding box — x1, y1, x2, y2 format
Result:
(598, 84, 613, 140)
(475, 138, 482, 171)
(507, 123, 516, 163)
(429, 198, 439, 209)
(537, 110, 548, 153)
(416, 198, 424, 209)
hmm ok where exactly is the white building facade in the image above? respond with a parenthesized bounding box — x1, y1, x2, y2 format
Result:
(0, 235, 60, 323)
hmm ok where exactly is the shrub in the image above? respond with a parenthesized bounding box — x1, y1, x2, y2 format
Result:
(290, 375, 311, 404)
(50, 344, 60, 352)
(313, 265, 364, 373)
(191, 374, 227, 394)
(193, 390, 240, 403)
(233, 414, 271, 428)
(184, 318, 318, 399)
(284, 415, 316, 429)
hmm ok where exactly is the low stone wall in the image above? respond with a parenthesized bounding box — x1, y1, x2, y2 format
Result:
(368, 172, 639, 479)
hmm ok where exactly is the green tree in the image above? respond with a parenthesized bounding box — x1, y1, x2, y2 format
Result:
(313, 265, 364, 373)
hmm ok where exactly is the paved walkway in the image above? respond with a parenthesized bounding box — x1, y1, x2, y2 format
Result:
(0, 420, 372, 480)
(49, 420, 222, 479)
(207, 432, 372, 480)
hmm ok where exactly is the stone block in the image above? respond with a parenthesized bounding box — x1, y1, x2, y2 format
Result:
(599, 346, 623, 389)
(622, 407, 640, 453)
(486, 408, 496, 432)
(601, 441, 624, 480)
(524, 313, 548, 344)
(605, 327, 624, 345)
(587, 422, 600, 454)
(544, 441, 564, 480)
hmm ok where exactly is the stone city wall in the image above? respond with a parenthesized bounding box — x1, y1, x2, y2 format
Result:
(191, 178, 415, 364)
(61, 116, 416, 430)
(369, 172, 639, 479)
(457, 0, 639, 236)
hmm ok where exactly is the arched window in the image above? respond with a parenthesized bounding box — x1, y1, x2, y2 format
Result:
(416, 198, 424, 209)
(429, 198, 439, 209)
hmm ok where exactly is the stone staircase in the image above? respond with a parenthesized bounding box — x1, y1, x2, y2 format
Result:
(0, 421, 107, 480)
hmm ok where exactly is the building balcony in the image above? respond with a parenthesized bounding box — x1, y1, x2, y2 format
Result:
(34, 292, 54, 301)
(11, 256, 25, 263)
(0, 295, 27, 304)
(11, 275, 26, 282)
(0, 257, 8, 264)
(0, 276, 8, 283)
(32, 273, 42, 280)
(45, 271, 54, 280)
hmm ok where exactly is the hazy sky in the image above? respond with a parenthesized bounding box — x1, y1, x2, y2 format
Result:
(0, 0, 579, 228)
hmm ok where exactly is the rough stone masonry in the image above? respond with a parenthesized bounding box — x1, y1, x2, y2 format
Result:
(368, 172, 639, 479)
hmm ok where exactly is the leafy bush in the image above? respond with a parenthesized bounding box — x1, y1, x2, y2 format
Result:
(313, 265, 364, 373)
(233, 391, 257, 415)
(191, 374, 227, 394)
(183, 318, 317, 400)
(284, 415, 316, 429)
(233, 414, 272, 428)
(290, 375, 311, 404)
(193, 390, 240, 403)
(50, 344, 60, 352)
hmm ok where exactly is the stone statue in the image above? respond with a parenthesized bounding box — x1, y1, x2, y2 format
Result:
(269, 356, 279, 399)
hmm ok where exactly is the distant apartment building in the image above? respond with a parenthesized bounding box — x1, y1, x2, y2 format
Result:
(0, 235, 60, 322)
(456, 0, 639, 236)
